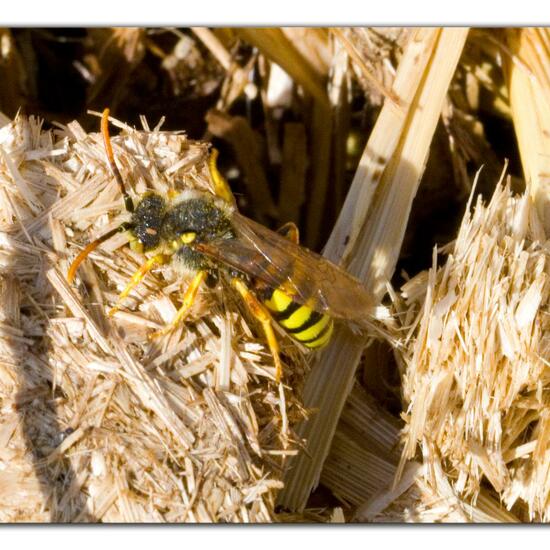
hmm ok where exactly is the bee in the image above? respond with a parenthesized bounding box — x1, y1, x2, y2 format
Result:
(68, 109, 373, 382)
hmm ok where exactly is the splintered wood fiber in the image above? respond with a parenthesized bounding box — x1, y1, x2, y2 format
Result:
(5, 27, 550, 525)
(0, 113, 309, 522)
(397, 175, 550, 521)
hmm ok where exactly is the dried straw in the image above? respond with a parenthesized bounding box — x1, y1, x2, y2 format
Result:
(397, 173, 550, 521)
(6, 26, 549, 524)
(0, 112, 309, 522)
(278, 27, 469, 512)
(371, 26, 550, 524)
(234, 28, 329, 110)
(505, 28, 550, 234)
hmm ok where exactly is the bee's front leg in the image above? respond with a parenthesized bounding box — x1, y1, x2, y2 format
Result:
(109, 253, 169, 316)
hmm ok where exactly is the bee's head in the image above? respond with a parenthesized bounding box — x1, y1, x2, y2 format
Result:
(129, 193, 166, 253)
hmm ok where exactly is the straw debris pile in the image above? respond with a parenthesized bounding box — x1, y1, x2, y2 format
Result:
(5, 26, 550, 524)
(0, 113, 309, 522)
(397, 175, 550, 521)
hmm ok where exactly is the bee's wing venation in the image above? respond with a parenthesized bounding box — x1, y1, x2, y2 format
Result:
(197, 212, 373, 320)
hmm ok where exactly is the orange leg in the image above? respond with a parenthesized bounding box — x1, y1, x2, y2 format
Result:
(148, 270, 207, 339)
(108, 254, 169, 316)
(231, 277, 283, 383)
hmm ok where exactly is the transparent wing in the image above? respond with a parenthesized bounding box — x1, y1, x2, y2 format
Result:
(193, 212, 374, 320)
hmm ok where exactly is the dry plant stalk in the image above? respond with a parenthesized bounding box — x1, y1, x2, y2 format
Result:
(0, 113, 309, 522)
(390, 27, 550, 524)
(191, 27, 257, 109)
(278, 27, 469, 512)
(234, 28, 329, 110)
(398, 176, 550, 521)
(232, 28, 333, 249)
(278, 123, 307, 226)
(85, 28, 146, 112)
(205, 109, 277, 222)
(319, 383, 407, 511)
(281, 28, 331, 78)
(366, 455, 520, 523)
(505, 28, 550, 235)
(318, 349, 520, 522)
(330, 28, 400, 106)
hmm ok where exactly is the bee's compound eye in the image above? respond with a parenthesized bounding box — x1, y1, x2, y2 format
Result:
(180, 232, 196, 244)
(131, 194, 165, 251)
(130, 239, 144, 254)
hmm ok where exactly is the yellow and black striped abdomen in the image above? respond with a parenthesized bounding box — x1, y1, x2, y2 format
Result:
(263, 288, 333, 349)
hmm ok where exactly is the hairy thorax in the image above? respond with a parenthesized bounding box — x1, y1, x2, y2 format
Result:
(129, 190, 235, 275)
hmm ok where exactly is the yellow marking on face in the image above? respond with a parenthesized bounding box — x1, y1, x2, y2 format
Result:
(280, 305, 313, 331)
(293, 314, 332, 342)
(264, 289, 293, 312)
(304, 320, 334, 348)
(130, 239, 144, 253)
(180, 232, 196, 244)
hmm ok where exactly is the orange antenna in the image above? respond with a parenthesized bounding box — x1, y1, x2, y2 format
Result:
(101, 108, 134, 213)
(67, 226, 125, 284)
(67, 110, 136, 284)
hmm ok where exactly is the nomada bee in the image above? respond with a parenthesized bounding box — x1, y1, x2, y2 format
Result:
(68, 109, 373, 382)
